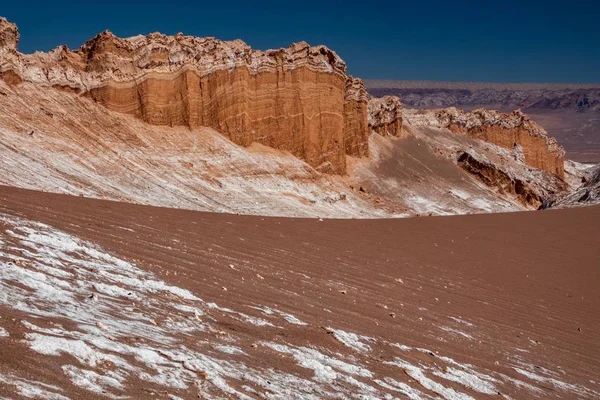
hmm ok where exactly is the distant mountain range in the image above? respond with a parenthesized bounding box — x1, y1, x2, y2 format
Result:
(365, 80, 600, 112)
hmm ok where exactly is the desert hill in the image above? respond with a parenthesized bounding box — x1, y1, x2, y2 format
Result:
(1, 17, 595, 217)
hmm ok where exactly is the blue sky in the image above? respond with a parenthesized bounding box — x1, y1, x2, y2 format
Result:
(2, 0, 599, 83)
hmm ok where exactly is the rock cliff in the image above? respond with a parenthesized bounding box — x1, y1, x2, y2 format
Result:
(0, 15, 573, 213)
(436, 108, 565, 178)
(343, 76, 370, 157)
(0, 18, 371, 174)
(0, 17, 568, 180)
(367, 95, 403, 137)
(402, 108, 568, 209)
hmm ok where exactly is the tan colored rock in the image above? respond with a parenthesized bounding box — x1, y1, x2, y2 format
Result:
(436, 107, 565, 179)
(343, 76, 370, 157)
(0, 19, 373, 174)
(0, 17, 18, 53)
(0, 17, 21, 85)
(368, 96, 403, 137)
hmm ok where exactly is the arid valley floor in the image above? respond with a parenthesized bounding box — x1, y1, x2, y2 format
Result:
(0, 187, 599, 399)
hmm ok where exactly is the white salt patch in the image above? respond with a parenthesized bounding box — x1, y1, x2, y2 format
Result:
(0, 374, 69, 400)
(470, 197, 495, 211)
(62, 365, 125, 397)
(450, 189, 471, 200)
(215, 345, 246, 355)
(433, 367, 498, 395)
(280, 312, 308, 325)
(172, 304, 204, 315)
(327, 327, 373, 352)
(0, 326, 9, 337)
(93, 282, 137, 298)
(21, 320, 72, 337)
(240, 314, 277, 327)
(25, 333, 129, 369)
(386, 358, 475, 400)
(375, 377, 428, 400)
(391, 343, 413, 351)
(209, 303, 276, 327)
(448, 316, 474, 327)
(263, 342, 373, 385)
(249, 305, 308, 325)
(514, 348, 529, 353)
(513, 367, 598, 396)
(497, 373, 543, 393)
(440, 326, 474, 340)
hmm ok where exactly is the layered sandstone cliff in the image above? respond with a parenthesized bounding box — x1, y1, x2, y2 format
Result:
(368, 95, 403, 137)
(0, 16, 568, 186)
(436, 107, 565, 178)
(0, 17, 370, 174)
(344, 77, 370, 157)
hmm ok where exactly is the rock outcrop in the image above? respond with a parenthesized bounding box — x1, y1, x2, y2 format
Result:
(368, 95, 403, 137)
(436, 108, 565, 179)
(343, 77, 370, 157)
(0, 18, 372, 174)
(402, 108, 568, 209)
(0, 17, 21, 85)
(0, 17, 18, 52)
(1, 16, 568, 181)
(549, 165, 600, 208)
(456, 151, 564, 208)
(1, 16, 576, 217)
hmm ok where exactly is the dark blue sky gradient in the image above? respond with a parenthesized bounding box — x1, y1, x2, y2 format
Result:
(2, 0, 599, 83)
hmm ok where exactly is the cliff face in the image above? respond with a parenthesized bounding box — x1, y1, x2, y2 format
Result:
(343, 77, 370, 157)
(436, 108, 565, 179)
(0, 16, 568, 188)
(368, 95, 403, 137)
(0, 17, 21, 85)
(0, 20, 370, 174)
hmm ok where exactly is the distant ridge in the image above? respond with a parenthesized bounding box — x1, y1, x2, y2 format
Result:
(365, 80, 600, 91)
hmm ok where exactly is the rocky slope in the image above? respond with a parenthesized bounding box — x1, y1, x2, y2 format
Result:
(1, 76, 537, 218)
(549, 165, 600, 208)
(380, 109, 569, 210)
(435, 108, 565, 178)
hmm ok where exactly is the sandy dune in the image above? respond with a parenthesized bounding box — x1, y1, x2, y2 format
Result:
(0, 186, 598, 399)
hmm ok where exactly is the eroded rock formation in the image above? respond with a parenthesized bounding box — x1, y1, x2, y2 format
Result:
(368, 95, 403, 137)
(549, 165, 600, 208)
(0, 18, 371, 174)
(436, 108, 565, 178)
(0, 17, 21, 85)
(0, 15, 568, 192)
(456, 152, 563, 208)
(344, 77, 370, 157)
